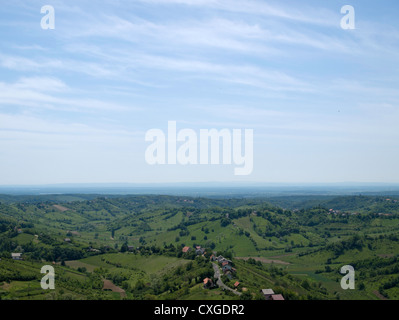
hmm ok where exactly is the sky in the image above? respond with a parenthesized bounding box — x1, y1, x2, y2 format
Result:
(0, 0, 399, 185)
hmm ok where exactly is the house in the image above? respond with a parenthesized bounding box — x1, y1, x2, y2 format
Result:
(14, 227, 22, 233)
(203, 278, 214, 289)
(222, 264, 232, 273)
(210, 254, 216, 261)
(195, 246, 205, 255)
(271, 294, 285, 300)
(182, 246, 191, 253)
(127, 246, 135, 252)
(261, 289, 275, 300)
(64, 238, 71, 243)
(234, 281, 240, 288)
(225, 271, 233, 280)
(217, 255, 225, 263)
(11, 253, 22, 260)
(220, 258, 232, 264)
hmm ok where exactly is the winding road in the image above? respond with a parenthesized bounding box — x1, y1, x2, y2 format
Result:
(212, 262, 242, 296)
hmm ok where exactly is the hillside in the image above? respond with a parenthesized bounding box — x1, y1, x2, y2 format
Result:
(1, 194, 399, 300)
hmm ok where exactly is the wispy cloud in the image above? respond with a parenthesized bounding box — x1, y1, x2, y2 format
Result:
(1, 0, 399, 183)
(0, 77, 138, 113)
(0, 53, 117, 78)
(0, 112, 142, 139)
(137, 0, 339, 26)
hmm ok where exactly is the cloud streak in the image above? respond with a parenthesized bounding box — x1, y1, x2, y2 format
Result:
(1, 0, 399, 183)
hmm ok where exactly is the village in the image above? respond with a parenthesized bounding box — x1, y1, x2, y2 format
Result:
(182, 245, 285, 301)
(7, 235, 284, 301)
(7, 243, 285, 301)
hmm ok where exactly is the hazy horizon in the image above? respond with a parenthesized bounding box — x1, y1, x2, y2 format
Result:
(2, 181, 399, 187)
(2, 181, 399, 197)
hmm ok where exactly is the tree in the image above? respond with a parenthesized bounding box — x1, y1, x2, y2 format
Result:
(120, 242, 128, 253)
(240, 291, 252, 300)
(220, 218, 230, 227)
(301, 279, 311, 290)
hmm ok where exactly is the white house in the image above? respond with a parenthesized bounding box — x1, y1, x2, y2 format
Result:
(11, 253, 22, 260)
(261, 289, 275, 300)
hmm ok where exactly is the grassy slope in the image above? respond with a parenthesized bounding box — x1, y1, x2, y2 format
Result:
(2, 195, 399, 300)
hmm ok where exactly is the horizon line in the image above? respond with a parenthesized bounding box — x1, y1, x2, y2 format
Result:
(1, 181, 399, 187)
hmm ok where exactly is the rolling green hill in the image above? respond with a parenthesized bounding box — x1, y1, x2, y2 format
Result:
(1, 194, 399, 300)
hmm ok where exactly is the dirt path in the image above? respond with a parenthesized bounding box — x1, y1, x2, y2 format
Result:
(268, 253, 296, 259)
(373, 290, 388, 300)
(235, 257, 290, 265)
(0, 282, 10, 290)
(102, 279, 127, 298)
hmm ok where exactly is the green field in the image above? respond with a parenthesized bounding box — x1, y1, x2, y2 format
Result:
(1, 194, 399, 300)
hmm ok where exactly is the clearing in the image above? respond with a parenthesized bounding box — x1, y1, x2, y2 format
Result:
(53, 205, 71, 212)
(102, 279, 126, 298)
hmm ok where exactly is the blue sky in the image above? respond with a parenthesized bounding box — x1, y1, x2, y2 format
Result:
(0, 0, 399, 185)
